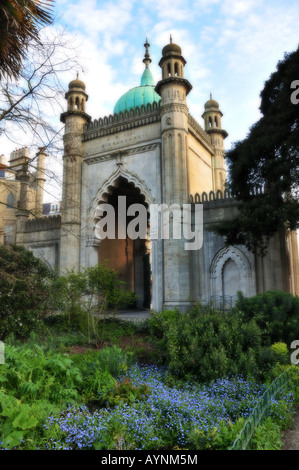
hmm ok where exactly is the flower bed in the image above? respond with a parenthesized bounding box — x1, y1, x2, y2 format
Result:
(42, 364, 294, 450)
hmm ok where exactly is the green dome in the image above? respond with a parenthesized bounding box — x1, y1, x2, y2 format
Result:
(113, 67, 160, 115)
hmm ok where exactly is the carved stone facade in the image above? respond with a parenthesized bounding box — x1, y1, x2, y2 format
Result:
(8, 38, 299, 311)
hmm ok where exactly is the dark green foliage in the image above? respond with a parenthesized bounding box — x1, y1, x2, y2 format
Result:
(0, 245, 56, 340)
(149, 304, 263, 381)
(235, 290, 299, 345)
(217, 45, 299, 253)
(149, 292, 299, 382)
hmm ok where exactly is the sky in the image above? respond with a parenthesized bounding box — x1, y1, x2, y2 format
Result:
(1, 0, 299, 203)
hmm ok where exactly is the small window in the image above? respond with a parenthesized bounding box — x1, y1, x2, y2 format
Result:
(6, 193, 15, 209)
(4, 225, 13, 245)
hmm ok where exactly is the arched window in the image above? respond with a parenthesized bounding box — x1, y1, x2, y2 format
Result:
(222, 259, 240, 297)
(210, 246, 255, 301)
(6, 193, 15, 209)
(167, 62, 171, 76)
(208, 116, 213, 128)
(75, 96, 80, 109)
(214, 116, 218, 127)
(174, 62, 179, 76)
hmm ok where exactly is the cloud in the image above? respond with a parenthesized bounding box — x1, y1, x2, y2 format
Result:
(57, 0, 134, 40)
(143, 0, 193, 22)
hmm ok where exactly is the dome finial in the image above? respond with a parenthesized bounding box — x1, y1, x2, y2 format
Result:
(210, 92, 212, 100)
(143, 38, 152, 68)
(170, 34, 173, 44)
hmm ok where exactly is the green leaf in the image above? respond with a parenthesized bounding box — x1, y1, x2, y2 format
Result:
(12, 410, 38, 430)
(2, 430, 24, 449)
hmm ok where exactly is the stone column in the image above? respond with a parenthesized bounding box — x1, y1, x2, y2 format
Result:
(35, 147, 46, 216)
(15, 163, 30, 245)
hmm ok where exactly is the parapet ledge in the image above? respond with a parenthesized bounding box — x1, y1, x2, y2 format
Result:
(189, 185, 264, 205)
(84, 101, 161, 133)
(24, 214, 61, 232)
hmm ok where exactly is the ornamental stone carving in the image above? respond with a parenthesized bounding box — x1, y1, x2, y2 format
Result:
(63, 134, 82, 155)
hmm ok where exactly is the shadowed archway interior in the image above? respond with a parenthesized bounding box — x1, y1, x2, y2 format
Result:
(97, 176, 151, 309)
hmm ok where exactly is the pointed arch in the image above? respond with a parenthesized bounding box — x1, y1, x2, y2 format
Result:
(90, 166, 153, 222)
(210, 246, 254, 299)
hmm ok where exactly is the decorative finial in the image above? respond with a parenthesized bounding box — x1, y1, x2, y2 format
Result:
(170, 34, 173, 44)
(143, 38, 152, 68)
(210, 92, 212, 100)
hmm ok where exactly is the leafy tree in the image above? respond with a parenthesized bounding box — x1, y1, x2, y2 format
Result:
(0, 4, 80, 213)
(0, 244, 56, 339)
(217, 45, 299, 253)
(55, 263, 137, 348)
(0, 25, 80, 160)
(0, 0, 54, 79)
(0, 26, 81, 226)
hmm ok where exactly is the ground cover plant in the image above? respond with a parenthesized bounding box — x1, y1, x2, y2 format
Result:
(1, 247, 299, 450)
(38, 364, 297, 450)
(0, 343, 134, 449)
(1, 309, 299, 449)
(0, 345, 297, 450)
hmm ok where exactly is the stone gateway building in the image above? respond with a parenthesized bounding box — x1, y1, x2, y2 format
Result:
(3, 38, 299, 311)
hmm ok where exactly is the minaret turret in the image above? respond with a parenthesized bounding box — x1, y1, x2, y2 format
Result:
(202, 95, 228, 192)
(155, 38, 192, 311)
(60, 75, 91, 272)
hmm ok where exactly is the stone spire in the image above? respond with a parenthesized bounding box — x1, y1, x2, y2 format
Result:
(143, 38, 152, 68)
